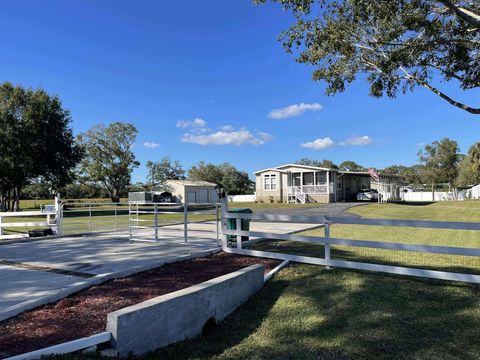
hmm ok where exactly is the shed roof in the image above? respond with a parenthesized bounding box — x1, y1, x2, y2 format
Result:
(165, 180, 217, 187)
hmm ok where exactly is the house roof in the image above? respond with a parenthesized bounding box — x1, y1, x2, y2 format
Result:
(165, 180, 217, 187)
(254, 163, 332, 175)
(253, 168, 289, 175)
(337, 170, 371, 176)
(276, 163, 332, 171)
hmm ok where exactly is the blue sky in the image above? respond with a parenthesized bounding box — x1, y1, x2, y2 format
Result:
(1, 0, 479, 182)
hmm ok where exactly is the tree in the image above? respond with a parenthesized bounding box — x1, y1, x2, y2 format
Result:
(383, 164, 425, 185)
(77, 122, 139, 202)
(0, 82, 83, 210)
(456, 155, 478, 187)
(256, 0, 480, 114)
(339, 161, 365, 172)
(296, 158, 338, 169)
(146, 157, 186, 188)
(468, 142, 480, 173)
(418, 138, 460, 198)
(456, 142, 480, 187)
(188, 162, 254, 195)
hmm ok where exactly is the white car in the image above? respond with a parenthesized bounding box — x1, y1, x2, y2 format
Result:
(356, 189, 379, 201)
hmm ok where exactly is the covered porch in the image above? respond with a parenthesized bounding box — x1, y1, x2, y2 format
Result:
(287, 170, 334, 203)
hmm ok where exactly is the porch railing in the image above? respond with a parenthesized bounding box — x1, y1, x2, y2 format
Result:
(288, 184, 328, 194)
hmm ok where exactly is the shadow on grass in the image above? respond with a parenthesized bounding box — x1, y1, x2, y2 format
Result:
(387, 200, 436, 206)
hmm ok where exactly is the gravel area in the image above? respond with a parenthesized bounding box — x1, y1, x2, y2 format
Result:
(0, 253, 280, 358)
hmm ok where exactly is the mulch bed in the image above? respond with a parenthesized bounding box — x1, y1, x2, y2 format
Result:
(0, 253, 280, 358)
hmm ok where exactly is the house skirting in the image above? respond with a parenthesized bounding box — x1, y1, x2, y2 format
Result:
(256, 193, 333, 204)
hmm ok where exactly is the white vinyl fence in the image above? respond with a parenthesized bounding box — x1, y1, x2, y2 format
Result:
(228, 194, 256, 202)
(221, 205, 480, 284)
(402, 191, 448, 202)
(467, 185, 480, 199)
(0, 210, 59, 240)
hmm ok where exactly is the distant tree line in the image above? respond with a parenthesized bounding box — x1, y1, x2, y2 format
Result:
(0, 82, 255, 209)
(3, 82, 480, 210)
(296, 137, 480, 194)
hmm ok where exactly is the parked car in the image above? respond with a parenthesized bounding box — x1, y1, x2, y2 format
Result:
(356, 189, 379, 201)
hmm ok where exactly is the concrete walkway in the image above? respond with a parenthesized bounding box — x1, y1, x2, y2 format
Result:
(0, 220, 316, 315)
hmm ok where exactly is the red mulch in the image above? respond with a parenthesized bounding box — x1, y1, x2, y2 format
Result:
(0, 253, 280, 358)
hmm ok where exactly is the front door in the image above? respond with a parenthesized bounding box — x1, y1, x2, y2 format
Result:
(293, 173, 301, 187)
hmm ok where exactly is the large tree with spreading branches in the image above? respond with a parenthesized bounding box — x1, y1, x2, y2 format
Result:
(0, 82, 83, 211)
(256, 0, 480, 113)
(77, 122, 139, 202)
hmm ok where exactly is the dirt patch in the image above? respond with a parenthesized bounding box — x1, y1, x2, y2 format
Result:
(0, 253, 279, 358)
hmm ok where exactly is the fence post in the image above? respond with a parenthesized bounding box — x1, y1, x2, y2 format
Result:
(128, 203, 132, 242)
(154, 203, 158, 241)
(0, 215, 3, 237)
(54, 193, 63, 236)
(220, 196, 229, 248)
(236, 218, 242, 249)
(88, 204, 92, 233)
(215, 203, 220, 246)
(324, 223, 331, 269)
(114, 203, 118, 231)
(184, 203, 188, 243)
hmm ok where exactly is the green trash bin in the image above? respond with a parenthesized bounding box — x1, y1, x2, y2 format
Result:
(227, 208, 252, 242)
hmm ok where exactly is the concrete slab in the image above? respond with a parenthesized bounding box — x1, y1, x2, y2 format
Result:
(0, 265, 84, 309)
(0, 220, 315, 315)
(0, 229, 218, 276)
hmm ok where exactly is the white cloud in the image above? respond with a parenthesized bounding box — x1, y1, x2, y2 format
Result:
(300, 137, 334, 150)
(143, 141, 160, 149)
(182, 127, 272, 146)
(176, 118, 207, 129)
(340, 136, 373, 146)
(268, 102, 322, 119)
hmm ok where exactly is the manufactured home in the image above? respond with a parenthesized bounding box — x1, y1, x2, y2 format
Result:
(254, 164, 402, 203)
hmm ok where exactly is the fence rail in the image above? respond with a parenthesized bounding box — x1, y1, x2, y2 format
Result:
(222, 211, 480, 284)
(0, 210, 58, 240)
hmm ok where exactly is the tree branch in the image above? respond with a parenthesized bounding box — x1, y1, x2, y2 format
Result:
(437, 0, 480, 28)
(398, 66, 480, 114)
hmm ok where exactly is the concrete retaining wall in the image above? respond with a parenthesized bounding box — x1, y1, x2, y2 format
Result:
(107, 264, 265, 356)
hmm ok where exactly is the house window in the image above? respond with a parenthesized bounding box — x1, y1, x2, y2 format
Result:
(264, 174, 277, 191)
(315, 172, 326, 184)
(303, 172, 314, 186)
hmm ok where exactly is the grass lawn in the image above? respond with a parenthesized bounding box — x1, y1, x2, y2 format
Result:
(13, 198, 129, 211)
(349, 200, 480, 222)
(251, 201, 480, 275)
